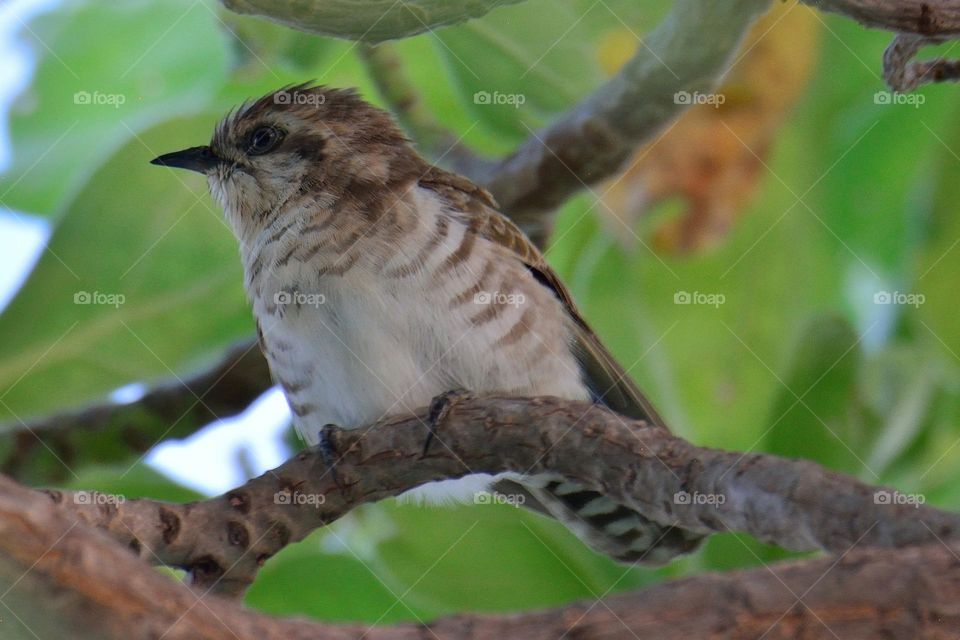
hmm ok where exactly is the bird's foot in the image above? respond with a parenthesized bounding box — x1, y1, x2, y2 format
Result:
(422, 389, 471, 457)
(318, 423, 347, 495)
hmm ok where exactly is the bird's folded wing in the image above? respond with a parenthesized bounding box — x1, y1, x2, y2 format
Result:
(420, 166, 665, 429)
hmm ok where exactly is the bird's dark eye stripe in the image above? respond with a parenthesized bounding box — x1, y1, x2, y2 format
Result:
(246, 125, 285, 156)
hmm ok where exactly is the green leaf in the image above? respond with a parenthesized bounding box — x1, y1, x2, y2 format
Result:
(2, 0, 230, 215)
(61, 462, 204, 503)
(246, 528, 420, 623)
(217, 10, 335, 73)
(434, 0, 605, 142)
(364, 501, 651, 616)
(0, 115, 251, 425)
(762, 316, 866, 474)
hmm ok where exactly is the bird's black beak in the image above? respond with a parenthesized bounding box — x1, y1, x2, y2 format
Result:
(150, 145, 220, 174)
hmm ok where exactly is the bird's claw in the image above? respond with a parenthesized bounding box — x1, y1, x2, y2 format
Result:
(423, 389, 470, 457)
(318, 423, 347, 495)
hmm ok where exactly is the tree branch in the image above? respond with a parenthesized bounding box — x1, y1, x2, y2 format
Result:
(219, 0, 527, 43)
(883, 32, 960, 91)
(804, 0, 960, 35)
(39, 395, 960, 598)
(4, 448, 960, 638)
(474, 0, 771, 243)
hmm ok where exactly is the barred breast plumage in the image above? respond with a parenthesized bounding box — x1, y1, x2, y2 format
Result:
(246, 175, 698, 563)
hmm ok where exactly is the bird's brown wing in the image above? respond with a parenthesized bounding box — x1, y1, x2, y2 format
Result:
(420, 168, 665, 428)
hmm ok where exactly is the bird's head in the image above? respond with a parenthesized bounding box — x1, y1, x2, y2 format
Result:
(151, 83, 412, 238)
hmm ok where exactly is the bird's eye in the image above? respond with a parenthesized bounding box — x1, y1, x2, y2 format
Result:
(246, 125, 285, 156)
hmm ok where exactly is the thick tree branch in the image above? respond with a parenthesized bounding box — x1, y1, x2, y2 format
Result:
(1, 339, 272, 483)
(476, 0, 771, 242)
(40, 395, 960, 597)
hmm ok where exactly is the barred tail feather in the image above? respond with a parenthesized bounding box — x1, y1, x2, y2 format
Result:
(496, 476, 701, 564)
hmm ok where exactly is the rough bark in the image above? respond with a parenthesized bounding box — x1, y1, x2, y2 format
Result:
(807, 0, 960, 35)
(3, 458, 960, 639)
(40, 395, 960, 597)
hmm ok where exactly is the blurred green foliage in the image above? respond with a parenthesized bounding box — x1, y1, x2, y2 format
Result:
(2, 0, 960, 624)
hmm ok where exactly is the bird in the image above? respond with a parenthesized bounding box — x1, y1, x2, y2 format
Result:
(150, 83, 701, 564)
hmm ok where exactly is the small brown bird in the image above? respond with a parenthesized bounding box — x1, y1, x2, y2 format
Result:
(151, 83, 700, 563)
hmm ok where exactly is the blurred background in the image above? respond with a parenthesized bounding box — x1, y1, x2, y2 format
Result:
(1, 0, 958, 622)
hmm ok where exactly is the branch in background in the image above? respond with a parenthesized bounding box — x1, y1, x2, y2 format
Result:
(2, 339, 273, 484)
(5, 460, 960, 638)
(806, 1, 960, 91)
(40, 395, 960, 596)
(476, 0, 772, 243)
(359, 43, 495, 179)
(219, 0, 526, 43)
(883, 32, 960, 91)
(805, 0, 960, 35)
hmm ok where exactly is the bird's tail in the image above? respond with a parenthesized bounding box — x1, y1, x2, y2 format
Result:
(495, 475, 701, 564)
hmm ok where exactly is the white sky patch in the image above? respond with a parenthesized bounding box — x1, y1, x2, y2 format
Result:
(0, 0, 60, 169)
(145, 388, 293, 495)
(0, 211, 49, 311)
